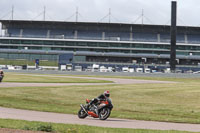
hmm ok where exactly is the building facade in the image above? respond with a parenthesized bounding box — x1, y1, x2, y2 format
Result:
(1, 20, 200, 70)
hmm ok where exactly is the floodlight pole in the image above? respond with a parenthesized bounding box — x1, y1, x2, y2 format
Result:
(11, 5, 14, 20)
(170, 1, 177, 72)
(142, 9, 144, 25)
(43, 6, 46, 21)
(76, 7, 78, 22)
(109, 8, 111, 23)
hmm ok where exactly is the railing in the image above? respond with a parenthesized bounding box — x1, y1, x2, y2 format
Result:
(0, 35, 158, 43)
(2, 34, 200, 44)
(74, 61, 200, 68)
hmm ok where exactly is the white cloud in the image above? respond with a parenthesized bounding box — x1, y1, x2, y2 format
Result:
(0, 0, 200, 26)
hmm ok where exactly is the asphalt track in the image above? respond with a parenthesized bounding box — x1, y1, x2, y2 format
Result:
(0, 75, 200, 132)
(0, 74, 175, 87)
(0, 107, 200, 132)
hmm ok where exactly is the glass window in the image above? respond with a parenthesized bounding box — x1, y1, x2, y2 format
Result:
(0, 39, 10, 44)
(120, 43, 130, 48)
(109, 49, 120, 53)
(55, 41, 64, 45)
(164, 45, 170, 49)
(65, 42, 76, 46)
(77, 48, 89, 51)
(30, 54, 41, 60)
(110, 43, 120, 47)
(135, 44, 142, 48)
(87, 42, 97, 47)
(98, 43, 108, 47)
(11, 40, 21, 44)
(52, 47, 61, 50)
(77, 42, 87, 46)
(44, 41, 54, 45)
(32, 40, 43, 45)
(29, 47, 42, 50)
(0, 53, 8, 58)
(21, 40, 32, 44)
(143, 44, 152, 48)
(61, 48, 75, 51)
(177, 52, 187, 55)
(177, 46, 186, 50)
(120, 50, 130, 53)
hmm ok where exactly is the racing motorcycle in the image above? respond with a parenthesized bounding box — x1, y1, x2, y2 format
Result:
(0, 70, 4, 83)
(0, 76, 3, 82)
(78, 98, 113, 120)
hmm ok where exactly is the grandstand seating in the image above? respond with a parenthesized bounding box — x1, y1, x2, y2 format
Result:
(50, 29, 74, 39)
(23, 29, 47, 38)
(160, 33, 170, 43)
(177, 34, 185, 43)
(7, 28, 20, 37)
(187, 34, 200, 43)
(77, 30, 102, 40)
(104, 32, 130, 41)
(132, 32, 157, 42)
(160, 33, 186, 43)
(6, 27, 200, 44)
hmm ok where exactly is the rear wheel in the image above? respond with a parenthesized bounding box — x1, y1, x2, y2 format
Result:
(99, 108, 111, 120)
(78, 108, 88, 119)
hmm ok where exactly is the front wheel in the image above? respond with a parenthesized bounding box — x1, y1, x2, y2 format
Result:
(78, 108, 88, 119)
(99, 108, 111, 120)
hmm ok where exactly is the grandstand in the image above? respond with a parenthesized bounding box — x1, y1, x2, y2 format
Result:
(1, 20, 200, 70)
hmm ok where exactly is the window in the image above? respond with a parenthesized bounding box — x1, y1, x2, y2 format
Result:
(77, 42, 87, 46)
(11, 40, 21, 44)
(120, 43, 130, 48)
(55, 41, 64, 45)
(32, 40, 43, 45)
(44, 41, 54, 45)
(87, 42, 98, 47)
(21, 40, 32, 44)
(0, 39, 10, 44)
(99, 43, 109, 47)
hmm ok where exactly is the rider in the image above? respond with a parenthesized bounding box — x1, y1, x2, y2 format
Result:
(0, 69, 4, 82)
(86, 90, 110, 109)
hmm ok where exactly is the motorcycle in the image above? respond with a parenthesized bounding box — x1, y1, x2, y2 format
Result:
(78, 98, 113, 120)
(0, 76, 3, 83)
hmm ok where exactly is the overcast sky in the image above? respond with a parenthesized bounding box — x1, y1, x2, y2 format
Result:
(0, 0, 200, 26)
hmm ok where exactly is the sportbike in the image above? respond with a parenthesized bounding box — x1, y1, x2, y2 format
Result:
(78, 98, 113, 120)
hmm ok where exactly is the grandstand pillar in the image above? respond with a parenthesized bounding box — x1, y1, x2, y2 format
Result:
(157, 33, 160, 42)
(47, 30, 50, 38)
(184, 34, 188, 43)
(130, 32, 133, 41)
(102, 32, 105, 40)
(170, 1, 177, 72)
(19, 29, 23, 37)
(74, 30, 78, 39)
(130, 26, 133, 41)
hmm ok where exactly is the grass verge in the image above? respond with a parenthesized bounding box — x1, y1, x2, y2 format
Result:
(2, 73, 112, 83)
(0, 118, 191, 133)
(1, 72, 200, 124)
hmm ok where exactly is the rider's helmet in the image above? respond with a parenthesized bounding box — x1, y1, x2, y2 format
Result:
(104, 90, 110, 97)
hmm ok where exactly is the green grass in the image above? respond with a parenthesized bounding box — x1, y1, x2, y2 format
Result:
(3, 73, 112, 83)
(1, 72, 200, 124)
(0, 59, 57, 66)
(0, 118, 191, 133)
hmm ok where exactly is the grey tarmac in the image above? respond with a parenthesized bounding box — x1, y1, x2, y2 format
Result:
(0, 107, 200, 132)
(0, 74, 175, 87)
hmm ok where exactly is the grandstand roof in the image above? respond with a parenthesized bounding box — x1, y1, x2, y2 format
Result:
(1, 20, 200, 34)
